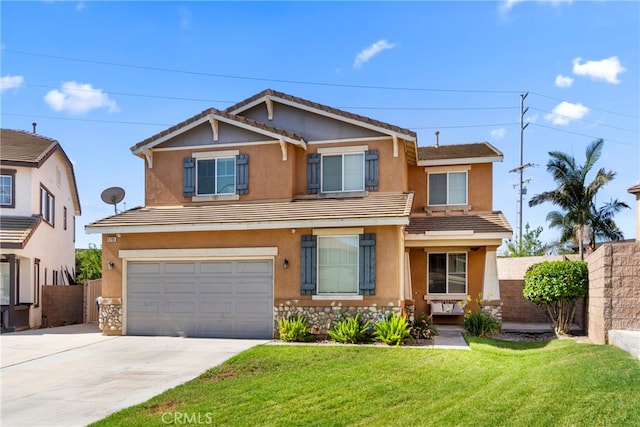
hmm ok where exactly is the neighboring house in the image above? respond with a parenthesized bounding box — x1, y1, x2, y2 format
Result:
(86, 89, 511, 338)
(0, 129, 82, 332)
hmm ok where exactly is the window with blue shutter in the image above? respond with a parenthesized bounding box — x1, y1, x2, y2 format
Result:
(236, 154, 249, 195)
(307, 153, 321, 194)
(359, 233, 376, 295)
(364, 150, 379, 191)
(300, 235, 317, 295)
(183, 157, 196, 197)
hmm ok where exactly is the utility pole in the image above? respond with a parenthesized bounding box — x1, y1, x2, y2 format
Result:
(509, 93, 530, 251)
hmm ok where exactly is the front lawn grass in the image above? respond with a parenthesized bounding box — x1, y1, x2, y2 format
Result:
(92, 338, 639, 426)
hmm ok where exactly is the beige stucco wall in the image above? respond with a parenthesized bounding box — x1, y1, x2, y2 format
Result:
(407, 162, 494, 214)
(101, 224, 406, 309)
(587, 242, 640, 344)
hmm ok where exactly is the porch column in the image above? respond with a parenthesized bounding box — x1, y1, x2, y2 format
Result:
(6, 254, 17, 332)
(482, 250, 500, 300)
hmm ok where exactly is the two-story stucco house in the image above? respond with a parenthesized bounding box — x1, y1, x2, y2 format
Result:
(86, 89, 511, 338)
(1, 129, 82, 332)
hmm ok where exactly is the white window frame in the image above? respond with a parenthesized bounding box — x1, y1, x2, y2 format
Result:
(316, 234, 360, 296)
(427, 252, 468, 295)
(0, 171, 14, 207)
(428, 171, 468, 206)
(193, 150, 238, 197)
(317, 146, 367, 194)
(40, 185, 55, 226)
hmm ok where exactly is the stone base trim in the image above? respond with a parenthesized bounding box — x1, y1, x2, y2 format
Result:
(274, 305, 402, 335)
(99, 298, 123, 335)
(480, 300, 503, 325)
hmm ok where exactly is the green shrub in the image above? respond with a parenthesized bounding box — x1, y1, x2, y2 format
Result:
(523, 260, 588, 335)
(410, 314, 439, 340)
(278, 315, 313, 342)
(463, 311, 500, 337)
(328, 314, 372, 344)
(373, 313, 411, 346)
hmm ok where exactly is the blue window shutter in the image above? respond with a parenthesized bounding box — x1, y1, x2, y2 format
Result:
(236, 154, 249, 195)
(183, 157, 196, 197)
(300, 234, 317, 295)
(359, 233, 376, 295)
(307, 153, 321, 194)
(365, 150, 379, 191)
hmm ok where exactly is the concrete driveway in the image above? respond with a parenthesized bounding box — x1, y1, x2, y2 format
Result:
(1, 324, 267, 427)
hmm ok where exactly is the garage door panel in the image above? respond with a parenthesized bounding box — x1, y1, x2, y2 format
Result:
(164, 280, 196, 293)
(129, 262, 162, 274)
(164, 262, 197, 274)
(198, 281, 233, 294)
(127, 260, 273, 338)
(200, 261, 233, 274)
(237, 260, 272, 274)
(236, 279, 271, 295)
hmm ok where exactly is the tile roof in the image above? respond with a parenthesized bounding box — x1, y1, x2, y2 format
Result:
(130, 108, 306, 153)
(0, 129, 58, 164)
(225, 89, 417, 140)
(628, 184, 640, 194)
(406, 212, 512, 235)
(417, 142, 503, 162)
(0, 215, 42, 249)
(86, 192, 414, 234)
(0, 129, 82, 215)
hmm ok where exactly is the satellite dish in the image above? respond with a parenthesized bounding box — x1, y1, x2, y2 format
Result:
(101, 187, 125, 214)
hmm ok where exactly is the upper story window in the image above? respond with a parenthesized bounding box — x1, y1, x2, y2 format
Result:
(40, 185, 55, 225)
(322, 153, 364, 193)
(307, 147, 378, 195)
(428, 171, 467, 205)
(0, 171, 15, 208)
(197, 157, 236, 195)
(183, 151, 249, 199)
(428, 252, 467, 294)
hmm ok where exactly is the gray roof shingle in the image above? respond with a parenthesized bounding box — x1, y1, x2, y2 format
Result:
(418, 142, 503, 162)
(406, 212, 512, 235)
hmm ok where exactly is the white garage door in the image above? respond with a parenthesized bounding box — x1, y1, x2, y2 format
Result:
(126, 260, 273, 338)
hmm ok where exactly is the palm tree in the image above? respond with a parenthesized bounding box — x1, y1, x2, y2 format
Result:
(529, 139, 629, 259)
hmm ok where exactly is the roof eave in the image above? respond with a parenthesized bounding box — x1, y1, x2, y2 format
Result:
(85, 215, 410, 235)
(417, 155, 503, 167)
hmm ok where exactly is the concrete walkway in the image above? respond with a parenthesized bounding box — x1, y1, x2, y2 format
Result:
(1, 324, 267, 427)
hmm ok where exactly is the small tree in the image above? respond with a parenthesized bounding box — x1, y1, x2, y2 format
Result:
(75, 244, 102, 283)
(523, 260, 588, 335)
(503, 223, 551, 257)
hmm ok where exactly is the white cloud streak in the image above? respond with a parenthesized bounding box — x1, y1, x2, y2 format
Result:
(44, 81, 119, 114)
(491, 128, 506, 139)
(572, 56, 626, 84)
(555, 74, 573, 88)
(353, 39, 396, 69)
(544, 101, 588, 125)
(0, 75, 25, 92)
(500, 0, 572, 13)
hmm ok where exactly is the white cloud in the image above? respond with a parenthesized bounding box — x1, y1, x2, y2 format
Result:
(177, 6, 191, 30)
(572, 56, 626, 84)
(44, 81, 119, 114)
(555, 74, 573, 88)
(500, 0, 572, 13)
(0, 75, 25, 92)
(491, 128, 506, 139)
(544, 101, 588, 125)
(353, 39, 396, 69)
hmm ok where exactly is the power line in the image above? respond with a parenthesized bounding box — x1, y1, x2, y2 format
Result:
(529, 107, 638, 133)
(529, 92, 640, 120)
(530, 123, 637, 147)
(2, 48, 523, 94)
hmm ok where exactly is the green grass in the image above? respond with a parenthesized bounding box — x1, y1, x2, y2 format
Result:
(92, 339, 640, 427)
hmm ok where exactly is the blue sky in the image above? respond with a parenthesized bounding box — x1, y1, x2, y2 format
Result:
(2, 1, 638, 250)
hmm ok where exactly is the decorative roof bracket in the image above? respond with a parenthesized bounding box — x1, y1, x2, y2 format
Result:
(266, 98, 274, 120)
(208, 117, 219, 142)
(279, 139, 288, 161)
(143, 149, 153, 169)
(393, 135, 399, 158)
